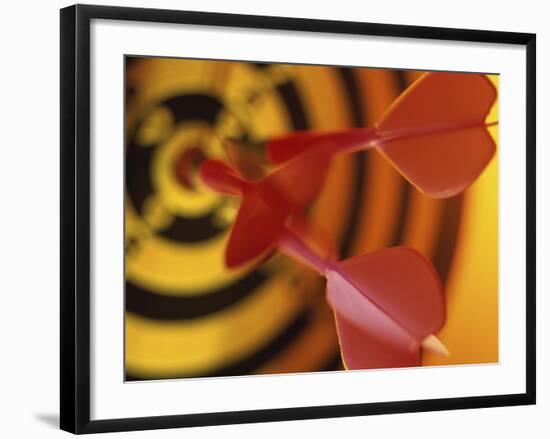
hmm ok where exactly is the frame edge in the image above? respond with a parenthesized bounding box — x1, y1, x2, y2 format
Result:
(61, 4, 94, 434)
(60, 4, 78, 434)
(74, 3, 534, 45)
(525, 34, 536, 404)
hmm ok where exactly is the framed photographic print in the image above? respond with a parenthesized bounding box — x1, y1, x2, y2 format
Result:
(60, 4, 536, 434)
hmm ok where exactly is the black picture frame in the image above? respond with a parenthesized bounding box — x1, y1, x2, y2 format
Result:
(60, 4, 536, 434)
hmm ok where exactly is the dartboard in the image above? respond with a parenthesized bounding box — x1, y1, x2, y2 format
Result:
(124, 57, 498, 380)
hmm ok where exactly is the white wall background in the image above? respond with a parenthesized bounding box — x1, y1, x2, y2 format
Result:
(0, 0, 546, 437)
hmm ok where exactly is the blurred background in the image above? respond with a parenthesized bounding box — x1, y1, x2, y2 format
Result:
(124, 57, 498, 381)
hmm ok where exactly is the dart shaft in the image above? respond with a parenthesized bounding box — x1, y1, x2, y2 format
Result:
(277, 228, 335, 276)
(280, 120, 499, 164)
(372, 120, 498, 146)
(334, 121, 498, 155)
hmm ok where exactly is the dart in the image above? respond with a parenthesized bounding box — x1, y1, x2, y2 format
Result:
(278, 230, 447, 368)
(199, 158, 448, 368)
(267, 72, 498, 198)
(200, 149, 335, 268)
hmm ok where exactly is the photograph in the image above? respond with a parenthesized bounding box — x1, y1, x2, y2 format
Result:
(124, 57, 499, 381)
(0, 0, 543, 437)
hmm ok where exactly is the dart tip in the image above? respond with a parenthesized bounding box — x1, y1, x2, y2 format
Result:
(421, 334, 450, 357)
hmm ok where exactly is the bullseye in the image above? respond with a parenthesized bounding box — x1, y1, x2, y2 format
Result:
(173, 146, 207, 190)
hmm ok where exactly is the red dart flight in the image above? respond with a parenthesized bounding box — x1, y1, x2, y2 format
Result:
(200, 147, 333, 268)
(267, 72, 497, 198)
